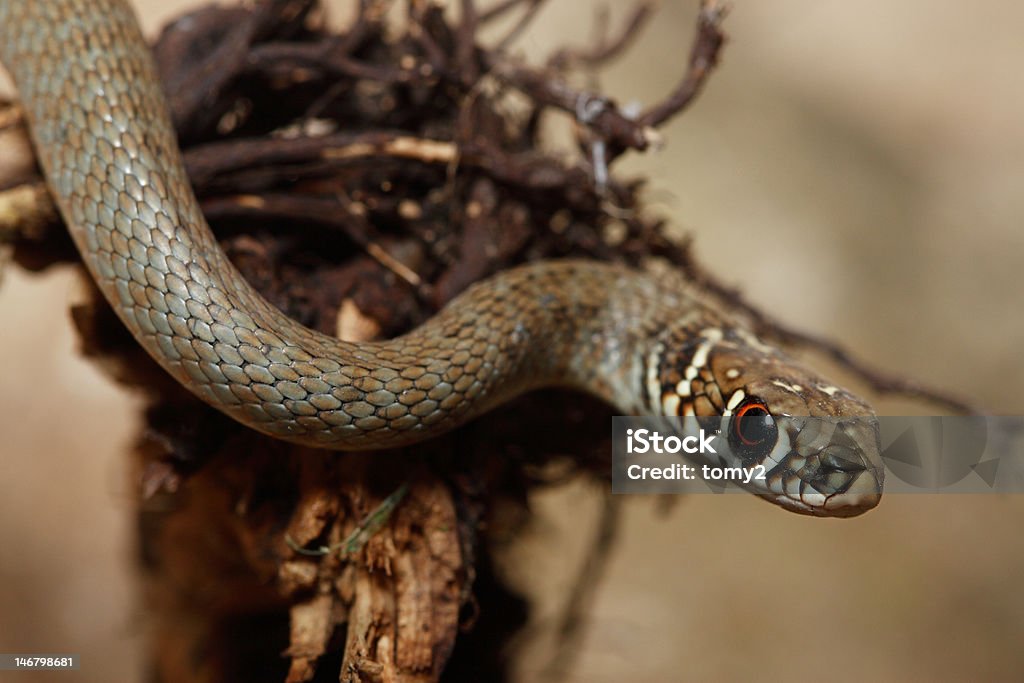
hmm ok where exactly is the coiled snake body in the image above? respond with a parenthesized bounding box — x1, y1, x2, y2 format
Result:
(0, 0, 884, 515)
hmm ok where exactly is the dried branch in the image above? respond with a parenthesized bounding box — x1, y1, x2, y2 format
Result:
(648, 236, 981, 415)
(638, 0, 728, 129)
(479, 0, 538, 24)
(541, 492, 622, 681)
(245, 42, 419, 83)
(491, 0, 550, 51)
(778, 329, 979, 414)
(154, 0, 320, 140)
(485, 57, 656, 150)
(548, 1, 658, 70)
(457, 0, 481, 82)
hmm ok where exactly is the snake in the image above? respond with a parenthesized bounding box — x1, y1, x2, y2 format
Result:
(0, 0, 884, 516)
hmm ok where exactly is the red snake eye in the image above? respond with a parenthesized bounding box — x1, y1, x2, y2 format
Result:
(730, 399, 777, 453)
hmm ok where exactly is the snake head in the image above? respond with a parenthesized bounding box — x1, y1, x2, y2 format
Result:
(654, 327, 884, 516)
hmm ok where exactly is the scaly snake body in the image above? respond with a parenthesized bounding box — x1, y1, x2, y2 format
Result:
(0, 0, 884, 515)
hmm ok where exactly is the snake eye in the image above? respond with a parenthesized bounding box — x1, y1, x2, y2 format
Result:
(728, 399, 778, 461)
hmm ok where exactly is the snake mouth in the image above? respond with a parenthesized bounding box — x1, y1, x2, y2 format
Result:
(767, 471, 882, 517)
(823, 470, 884, 516)
(766, 469, 882, 517)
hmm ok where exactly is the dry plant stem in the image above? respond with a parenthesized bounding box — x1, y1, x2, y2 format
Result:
(407, 1, 450, 75)
(337, 478, 463, 683)
(637, 0, 728, 129)
(547, 1, 657, 70)
(182, 132, 459, 187)
(478, 0, 540, 24)
(199, 193, 428, 293)
(541, 492, 623, 682)
(337, 0, 396, 55)
(158, 0, 319, 138)
(485, 0, 726, 160)
(285, 593, 334, 682)
(782, 331, 979, 415)
(245, 43, 419, 84)
(491, 0, 549, 52)
(485, 57, 656, 151)
(457, 0, 480, 82)
(659, 239, 981, 415)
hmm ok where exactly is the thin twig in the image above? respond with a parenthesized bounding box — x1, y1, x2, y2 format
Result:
(337, 0, 396, 54)
(484, 57, 656, 151)
(479, 0, 534, 24)
(158, 0, 319, 139)
(542, 492, 622, 681)
(199, 193, 429, 295)
(638, 0, 728, 128)
(778, 329, 979, 414)
(457, 0, 481, 82)
(407, 0, 450, 73)
(246, 42, 418, 83)
(650, 237, 981, 415)
(285, 483, 411, 557)
(548, 1, 658, 70)
(493, 0, 549, 52)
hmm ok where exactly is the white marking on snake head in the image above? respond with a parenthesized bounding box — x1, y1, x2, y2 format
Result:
(689, 328, 723, 370)
(645, 344, 664, 412)
(734, 328, 775, 356)
(725, 389, 746, 412)
(771, 379, 803, 394)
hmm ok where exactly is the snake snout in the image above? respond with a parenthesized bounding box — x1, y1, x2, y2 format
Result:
(816, 420, 885, 516)
(773, 417, 884, 517)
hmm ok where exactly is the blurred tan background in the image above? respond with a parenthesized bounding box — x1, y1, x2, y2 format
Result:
(2, 1, 1023, 681)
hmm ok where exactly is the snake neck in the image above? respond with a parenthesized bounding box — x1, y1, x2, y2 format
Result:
(419, 260, 717, 418)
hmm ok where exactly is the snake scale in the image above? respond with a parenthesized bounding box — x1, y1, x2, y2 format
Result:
(0, 0, 883, 515)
